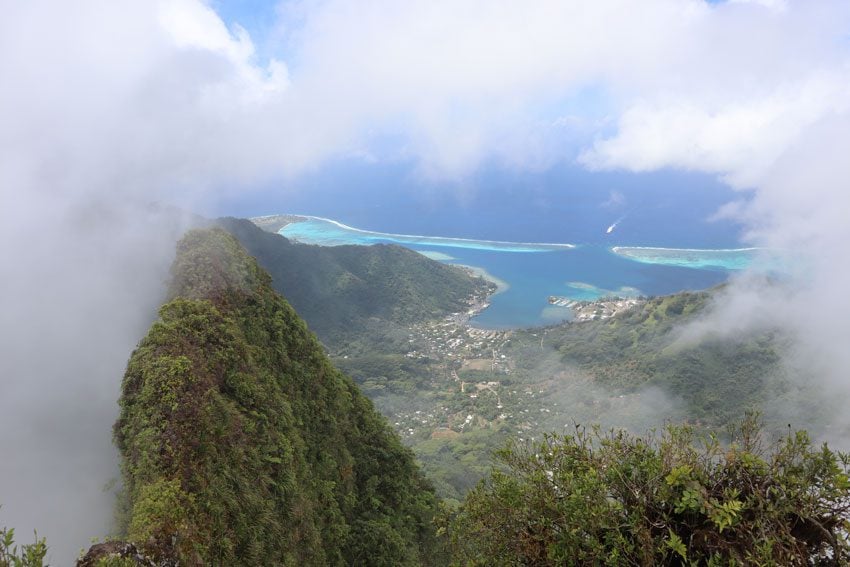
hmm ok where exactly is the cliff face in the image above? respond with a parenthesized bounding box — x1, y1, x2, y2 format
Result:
(111, 228, 441, 566)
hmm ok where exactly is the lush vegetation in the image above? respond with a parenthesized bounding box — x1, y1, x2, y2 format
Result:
(214, 217, 491, 342)
(0, 515, 47, 567)
(541, 291, 790, 427)
(325, 289, 795, 503)
(113, 229, 443, 565)
(218, 219, 798, 498)
(448, 415, 850, 566)
(4, 218, 844, 566)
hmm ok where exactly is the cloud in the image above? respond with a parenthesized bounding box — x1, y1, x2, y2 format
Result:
(9, 1, 845, 190)
(6, 1, 848, 192)
(273, 0, 710, 176)
(581, 72, 850, 188)
(0, 1, 285, 559)
(268, 0, 850, 178)
(0, 203, 190, 563)
(601, 190, 626, 209)
(578, 3, 850, 441)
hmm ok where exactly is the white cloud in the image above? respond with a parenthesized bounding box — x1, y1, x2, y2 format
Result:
(0, 1, 285, 559)
(570, 2, 850, 442)
(275, 0, 710, 175)
(4, 0, 850, 192)
(9, 0, 848, 189)
(581, 71, 850, 187)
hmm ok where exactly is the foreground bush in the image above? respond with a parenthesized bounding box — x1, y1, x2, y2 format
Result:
(449, 416, 850, 566)
(0, 514, 47, 567)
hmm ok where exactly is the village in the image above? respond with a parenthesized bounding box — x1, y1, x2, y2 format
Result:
(386, 292, 645, 440)
(547, 295, 644, 322)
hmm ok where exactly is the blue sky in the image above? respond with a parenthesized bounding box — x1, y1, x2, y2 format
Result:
(210, 0, 283, 61)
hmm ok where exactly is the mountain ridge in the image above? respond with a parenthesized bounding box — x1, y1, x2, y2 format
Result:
(211, 217, 492, 343)
(109, 228, 442, 565)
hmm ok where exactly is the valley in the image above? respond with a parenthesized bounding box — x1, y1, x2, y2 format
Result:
(229, 215, 806, 505)
(328, 283, 796, 503)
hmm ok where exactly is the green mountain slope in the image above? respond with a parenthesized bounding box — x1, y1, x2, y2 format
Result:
(535, 291, 790, 427)
(326, 289, 795, 503)
(449, 418, 850, 565)
(212, 217, 491, 342)
(113, 228, 442, 566)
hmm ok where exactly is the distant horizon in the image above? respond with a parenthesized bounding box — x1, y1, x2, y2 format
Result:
(210, 159, 749, 250)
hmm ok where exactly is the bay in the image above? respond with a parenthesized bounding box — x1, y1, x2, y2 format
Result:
(224, 161, 756, 328)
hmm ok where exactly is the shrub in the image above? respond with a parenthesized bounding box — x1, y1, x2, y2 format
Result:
(448, 415, 850, 566)
(0, 512, 47, 567)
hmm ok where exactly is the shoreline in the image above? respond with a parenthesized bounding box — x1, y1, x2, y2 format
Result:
(250, 214, 307, 233)
(250, 213, 739, 329)
(455, 264, 509, 295)
(252, 212, 577, 250)
(612, 245, 762, 253)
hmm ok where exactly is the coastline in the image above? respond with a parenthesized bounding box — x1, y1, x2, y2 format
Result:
(251, 214, 307, 233)
(610, 245, 760, 271)
(417, 250, 455, 261)
(612, 245, 762, 254)
(455, 264, 509, 295)
(249, 212, 744, 328)
(257, 212, 577, 251)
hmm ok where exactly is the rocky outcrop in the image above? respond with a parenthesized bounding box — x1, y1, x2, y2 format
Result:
(77, 541, 165, 567)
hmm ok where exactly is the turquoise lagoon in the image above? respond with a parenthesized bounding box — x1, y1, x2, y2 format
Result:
(278, 216, 764, 329)
(279, 215, 575, 253)
(611, 246, 761, 271)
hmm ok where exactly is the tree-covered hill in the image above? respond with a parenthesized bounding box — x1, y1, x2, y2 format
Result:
(212, 217, 492, 343)
(331, 287, 803, 504)
(521, 291, 792, 428)
(110, 228, 443, 566)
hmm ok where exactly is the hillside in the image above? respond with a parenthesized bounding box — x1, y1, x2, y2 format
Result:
(110, 229, 442, 566)
(118, 217, 800, 510)
(212, 217, 492, 343)
(448, 417, 850, 565)
(1, 229, 829, 565)
(516, 290, 792, 428)
(327, 288, 796, 503)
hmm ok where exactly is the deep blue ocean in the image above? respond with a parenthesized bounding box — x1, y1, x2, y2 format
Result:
(217, 161, 757, 328)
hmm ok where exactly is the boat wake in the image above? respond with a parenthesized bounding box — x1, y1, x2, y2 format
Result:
(605, 215, 626, 235)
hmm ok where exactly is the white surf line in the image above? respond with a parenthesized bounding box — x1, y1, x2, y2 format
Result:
(276, 213, 577, 249)
(612, 245, 763, 253)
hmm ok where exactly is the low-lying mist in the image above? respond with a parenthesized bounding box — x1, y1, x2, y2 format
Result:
(669, 117, 850, 448)
(0, 1, 287, 558)
(0, 199, 192, 561)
